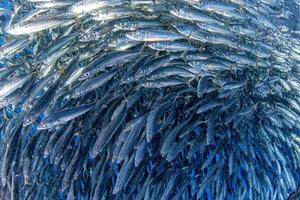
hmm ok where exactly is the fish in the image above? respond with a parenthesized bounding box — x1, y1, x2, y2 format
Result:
(38, 104, 94, 130)
(117, 115, 146, 162)
(71, 70, 116, 98)
(6, 17, 74, 35)
(108, 35, 140, 50)
(79, 51, 139, 80)
(113, 155, 135, 194)
(70, 0, 124, 15)
(141, 77, 186, 88)
(0, 74, 33, 100)
(148, 41, 198, 52)
(115, 19, 161, 30)
(0, 37, 32, 59)
(170, 6, 224, 25)
(135, 55, 180, 78)
(126, 29, 184, 42)
(147, 66, 195, 80)
(91, 102, 127, 158)
(92, 7, 133, 21)
(35, 0, 74, 9)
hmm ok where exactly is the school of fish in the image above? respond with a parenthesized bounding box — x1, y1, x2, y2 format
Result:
(1, 0, 300, 199)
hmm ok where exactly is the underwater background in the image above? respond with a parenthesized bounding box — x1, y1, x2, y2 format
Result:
(1, 0, 300, 199)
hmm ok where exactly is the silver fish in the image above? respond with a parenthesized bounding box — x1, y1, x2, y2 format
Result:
(126, 29, 184, 42)
(38, 104, 94, 129)
(6, 17, 74, 35)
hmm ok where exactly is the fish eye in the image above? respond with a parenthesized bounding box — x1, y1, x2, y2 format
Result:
(120, 21, 126, 26)
(233, 25, 238, 29)
(198, 1, 204, 6)
(9, 74, 16, 79)
(27, 118, 32, 122)
(84, 72, 89, 77)
(193, 61, 199, 65)
(132, 32, 138, 35)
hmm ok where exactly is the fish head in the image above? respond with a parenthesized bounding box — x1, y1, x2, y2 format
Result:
(91, 144, 100, 159)
(80, 34, 92, 42)
(197, 21, 207, 27)
(186, 54, 198, 61)
(79, 71, 91, 81)
(225, 52, 237, 60)
(108, 37, 123, 47)
(148, 42, 163, 50)
(22, 102, 33, 111)
(37, 121, 49, 130)
(70, 1, 88, 14)
(0, 99, 8, 108)
(228, 23, 241, 32)
(171, 22, 186, 31)
(125, 30, 144, 41)
(121, 74, 136, 84)
(147, 74, 159, 80)
(135, 68, 148, 78)
(6, 23, 20, 35)
(170, 8, 182, 17)
(193, 0, 205, 8)
(188, 61, 200, 67)
(71, 89, 83, 99)
(23, 116, 34, 127)
(115, 20, 131, 30)
(141, 81, 158, 88)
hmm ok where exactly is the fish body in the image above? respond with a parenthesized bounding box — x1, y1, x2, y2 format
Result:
(38, 104, 94, 129)
(79, 51, 139, 80)
(6, 18, 74, 35)
(72, 70, 116, 98)
(126, 29, 184, 42)
(71, 0, 124, 14)
(148, 41, 198, 52)
(115, 19, 161, 30)
(0, 74, 32, 100)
